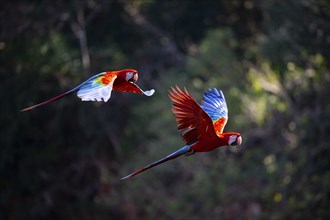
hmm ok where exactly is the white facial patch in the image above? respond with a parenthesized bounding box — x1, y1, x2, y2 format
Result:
(228, 135, 237, 146)
(125, 72, 134, 81)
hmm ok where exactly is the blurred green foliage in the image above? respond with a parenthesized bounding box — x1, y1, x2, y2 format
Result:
(1, 0, 329, 219)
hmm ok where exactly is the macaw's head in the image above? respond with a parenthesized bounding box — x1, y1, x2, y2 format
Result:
(226, 133, 242, 152)
(118, 69, 138, 83)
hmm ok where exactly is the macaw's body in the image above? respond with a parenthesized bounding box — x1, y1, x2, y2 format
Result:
(121, 87, 242, 180)
(21, 69, 155, 111)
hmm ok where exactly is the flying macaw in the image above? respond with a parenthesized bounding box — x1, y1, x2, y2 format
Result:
(121, 86, 242, 180)
(21, 69, 155, 111)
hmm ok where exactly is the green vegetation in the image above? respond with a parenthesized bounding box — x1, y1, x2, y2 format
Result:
(1, 1, 329, 219)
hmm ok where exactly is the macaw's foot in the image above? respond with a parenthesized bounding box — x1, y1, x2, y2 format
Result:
(184, 150, 195, 156)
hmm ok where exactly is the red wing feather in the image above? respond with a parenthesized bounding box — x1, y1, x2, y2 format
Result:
(113, 80, 142, 94)
(169, 87, 217, 145)
(113, 80, 155, 96)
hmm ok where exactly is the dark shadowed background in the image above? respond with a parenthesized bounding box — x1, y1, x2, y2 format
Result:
(1, 0, 329, 219)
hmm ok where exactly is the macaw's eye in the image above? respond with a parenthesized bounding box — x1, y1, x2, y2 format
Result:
(125, 72, 138, 83)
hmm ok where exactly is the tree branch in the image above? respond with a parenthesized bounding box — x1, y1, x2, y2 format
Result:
(70, 3, 91, 75)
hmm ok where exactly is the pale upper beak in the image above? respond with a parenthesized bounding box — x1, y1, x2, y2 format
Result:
(237, 136, 242, 145)
(131, 74, 138, 83)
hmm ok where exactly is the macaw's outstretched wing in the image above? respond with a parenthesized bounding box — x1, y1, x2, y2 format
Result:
(77, 72, 117, 102)
(169, 86, 217, 145)
(200, 88, 228, 135)
(20, 72, 116, 112)
(121, 145, 191, 180)
(113, 81, 155, 96)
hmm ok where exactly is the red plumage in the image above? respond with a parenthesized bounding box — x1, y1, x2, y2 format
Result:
(121, 86, 242, 180)
(21, 69, 154, 111)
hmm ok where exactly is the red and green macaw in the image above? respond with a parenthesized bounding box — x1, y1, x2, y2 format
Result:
(121, 86, 242, 180)
(21, 69, 155, 111)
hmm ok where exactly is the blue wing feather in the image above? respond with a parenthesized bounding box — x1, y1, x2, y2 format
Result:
(200, 88, 228, 122)
(76, 72, 115, 102)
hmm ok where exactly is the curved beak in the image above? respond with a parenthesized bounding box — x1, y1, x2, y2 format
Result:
(236, 136, 242, 145)
(131, 74, 138, 83)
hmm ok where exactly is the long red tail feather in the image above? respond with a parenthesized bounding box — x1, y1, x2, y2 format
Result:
(20, 90, 76, 112)
(121, 145, 191, 180)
